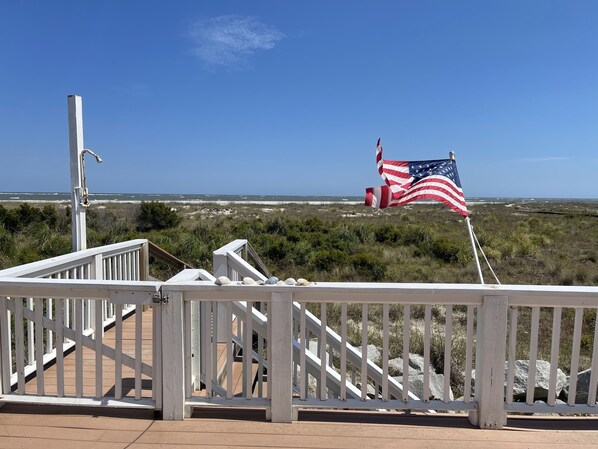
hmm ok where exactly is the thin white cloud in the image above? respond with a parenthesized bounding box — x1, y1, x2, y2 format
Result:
(188, 15, 285, 68)
(513, 156, 571, 163)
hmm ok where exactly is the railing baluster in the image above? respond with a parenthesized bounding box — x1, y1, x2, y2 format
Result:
(444, 305, 452, 403)
(360, 303, 368, 400)
(245, 301, 253, 399)
(27, 297, 34, 366)
(226, 301, 233, 399)
(340, 303, 347, 401)
(527, 306, 540, 405)
(184, 299, 192, 399)
(293, 311, 299, 391)
(75, 298, 83, 398)
(0, 297, 11, 394)
(382, 303, 389, 402)
(319, 302, 327, 400)
(300, 302, 307, 400)
(588, 309, 598, 406)
(35, 298, 44, 395)
(506, 307, 518, 405)
(15, 298, 25, 394)
(135, 304, 143, 400)
(204, 302, 213, 398)
(423, 304, 431, 402)
(402, 304, 410, 403)
(212, 302, 218, 394)
(95, 299, 103, 399)
(152, 302, 163, 410)
(567, 308, 584, 406)
(46, 296, 53, 355)
(56, 299, 64, 397)
(464, 305, 474, 403)
(115, 303, 123, 399)
(548, 307, 562, 406)
(257, 301, 265, 398)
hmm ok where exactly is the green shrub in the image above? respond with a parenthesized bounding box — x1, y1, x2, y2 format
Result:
(312, 249, 349, 271)
(136, 201, 182, 231)
(351, 252, 386, 281)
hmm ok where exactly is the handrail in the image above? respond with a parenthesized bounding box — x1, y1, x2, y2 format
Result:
(0, 239, 148, 279)
(148, 241, 193, 271)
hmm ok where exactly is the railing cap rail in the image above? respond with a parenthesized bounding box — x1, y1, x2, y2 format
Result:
(162, 281, 598, 306)
(0, 277, 161, 302)
(0, 239, 148, 279)
(213, 239, 248, 255)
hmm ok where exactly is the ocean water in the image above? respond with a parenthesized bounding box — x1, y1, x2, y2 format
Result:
(0, 192, 595, 205)
(0, 192, 364, 204)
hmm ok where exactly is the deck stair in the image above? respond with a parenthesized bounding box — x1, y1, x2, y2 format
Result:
(209, 242, 419, 403)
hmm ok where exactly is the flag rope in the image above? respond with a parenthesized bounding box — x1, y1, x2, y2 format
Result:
(471, 226, 501, 284)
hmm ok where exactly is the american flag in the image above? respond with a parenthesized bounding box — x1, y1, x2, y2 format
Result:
(365, 139, 469, 217)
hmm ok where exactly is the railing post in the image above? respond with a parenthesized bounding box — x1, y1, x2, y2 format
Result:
(469, 295, 508, 429)
(0, 297, 9, 397)
(161, 290, 185, 420)
(213, 253, 228, 343)
(139, 241, 150, 281)
(269, 291, 293, 423)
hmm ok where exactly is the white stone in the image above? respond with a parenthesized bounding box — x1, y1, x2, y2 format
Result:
(297, 278, 310, 286)
(215, 276, 231, 285)
(284, 278, 297, 286)
(242, 277, 256, 285)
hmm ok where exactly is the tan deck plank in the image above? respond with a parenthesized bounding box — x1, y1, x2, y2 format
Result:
(22, 308, 154, 399)
(1, 405, 598, 448)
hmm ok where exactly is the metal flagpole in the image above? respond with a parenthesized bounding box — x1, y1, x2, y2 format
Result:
(449, 151, 484, 284)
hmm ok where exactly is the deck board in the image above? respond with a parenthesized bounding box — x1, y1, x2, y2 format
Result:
(1, 405, 598, 448)
(12, 310, 598, 447)
(22, 308, 249, 400)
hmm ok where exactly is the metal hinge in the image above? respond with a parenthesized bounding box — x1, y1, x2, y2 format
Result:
(152, 289, 169, 304)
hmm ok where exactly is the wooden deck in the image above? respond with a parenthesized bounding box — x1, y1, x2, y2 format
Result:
(0, 404, 598, 448)
(3, 309, 598, 448)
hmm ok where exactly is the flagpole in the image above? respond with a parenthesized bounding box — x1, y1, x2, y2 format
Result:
(450, 151, 484, 284)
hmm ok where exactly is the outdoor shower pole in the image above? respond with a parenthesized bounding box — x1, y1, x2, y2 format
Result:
(68, 95, 87, 251)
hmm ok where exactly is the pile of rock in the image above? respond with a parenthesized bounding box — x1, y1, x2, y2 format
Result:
(472, 359, 598, 406)
(214, 275, 312, 286)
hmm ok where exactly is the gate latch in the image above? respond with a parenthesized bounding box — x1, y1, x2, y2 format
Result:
(152, 290, 169, 304)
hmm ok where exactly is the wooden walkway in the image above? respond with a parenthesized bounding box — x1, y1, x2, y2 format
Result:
(0, 405, 598, 448)
(3, 309, 598, 448)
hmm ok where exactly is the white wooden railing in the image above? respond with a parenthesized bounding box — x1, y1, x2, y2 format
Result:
(161, 280, 598, 428)
(0, 240, 161, 409)
(1, 238, 598, 430)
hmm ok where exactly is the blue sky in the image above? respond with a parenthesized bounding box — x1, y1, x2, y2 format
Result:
(0, 1, 596, 198)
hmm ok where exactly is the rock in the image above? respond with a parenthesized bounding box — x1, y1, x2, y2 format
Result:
(242, 277, 255, 285)
(562, 369, 598, 404)
(510, 360, 567, 401)
(393, 373, 454, 401)
(297, 278, 310, 286)
(388, 357, 424, 377)
(276, 280, 285, 286)
(408, 354, 427, 373)
(355, 345, 381, 365)
(265, 276, 279, 285)
(215, 276, 231, 285)
(284, 278, 297, 285)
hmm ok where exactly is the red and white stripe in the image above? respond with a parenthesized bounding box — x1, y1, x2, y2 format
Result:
(377, 139, 413, 197)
